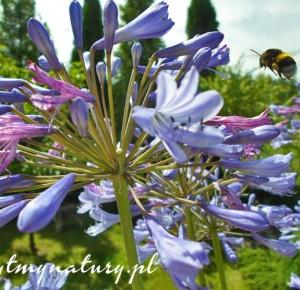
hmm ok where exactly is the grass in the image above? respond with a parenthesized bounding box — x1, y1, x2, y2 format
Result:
(0, 219, 299, 290)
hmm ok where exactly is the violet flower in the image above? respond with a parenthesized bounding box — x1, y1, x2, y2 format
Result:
(201, 203, 270, 232)
(224, 125, 280, 145)
(0, 174, 32, 193)
(0, 78, 27, 90)
(252, 233, 297, 257)
(103, 0, 119, 53)
(0, 91, 26, 103)
(17, 173, 75, 232)
(38, 55, 52, 72)
(0, 124, 55, 173)
(288, 273, 300, 289)
(132, 67, 224, 163)
(28, 62, 95, 103)
(207, 45, 230, 67)
(206, 109, 271, 131)
(27, 18, 61, 70)
(0, 105, 12, 115)
(156, 31, 223, 58)
(146, 216, 210, 290)
(92, 1, 174, 51)
(0, 200, 29, 227)
(220, 153, 292, 177)
(69, 0, 83, 49)
(132, 42, 143, 68)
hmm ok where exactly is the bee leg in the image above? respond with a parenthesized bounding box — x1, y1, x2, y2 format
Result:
(271, 63, 279, 76)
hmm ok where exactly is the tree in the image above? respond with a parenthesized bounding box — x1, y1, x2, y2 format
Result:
(186, 0, 219, 38)
(0, 0, 39, 66)
(71, 0, 104, 61)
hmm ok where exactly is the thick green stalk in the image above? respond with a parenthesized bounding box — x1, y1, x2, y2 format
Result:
(211, 221, 228, 290)
(112, 176, 144, 290)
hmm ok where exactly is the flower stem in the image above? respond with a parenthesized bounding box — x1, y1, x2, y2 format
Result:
(112, 175, 144, 290)
(211, 221, 228, 290)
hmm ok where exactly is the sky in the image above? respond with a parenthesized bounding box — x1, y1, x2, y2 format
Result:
(35, 0, 300, 76)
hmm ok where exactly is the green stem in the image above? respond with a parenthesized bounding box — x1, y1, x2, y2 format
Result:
(112, 176, 144, 290)
(185, 207, 207, 287)
(211, 221, 228, 290)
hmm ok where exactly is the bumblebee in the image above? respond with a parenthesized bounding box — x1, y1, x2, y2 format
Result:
(251, 48, 297, 79)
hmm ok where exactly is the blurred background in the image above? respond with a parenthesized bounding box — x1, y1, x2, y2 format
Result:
(0, 0, 300, 289)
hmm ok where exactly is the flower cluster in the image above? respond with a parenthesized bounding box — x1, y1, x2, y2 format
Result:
(0, 0, 299, 289)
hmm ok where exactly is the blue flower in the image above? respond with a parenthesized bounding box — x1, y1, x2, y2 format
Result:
(70, 97, 89, 137)
(288, 273, 300, 289)
(146, 216, 210, 290)
(17, 174, 75, 232)
(103, 0, 118, 53)
(220, 153, 292, 177)
(132, 67, 224, 163)
(0, 200, 29, 227)
(92, 1, 174, 51)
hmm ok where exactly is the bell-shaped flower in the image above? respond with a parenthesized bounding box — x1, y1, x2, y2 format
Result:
(224, 125, 280, 145)
(252, 233, 297, 257)
(28, 62, 95, 103)
(70, 97, 89, 137)
(220, 153, 292, 177)
(38, 55, 52, 72)
(69, 0, 83, 49)
(27, 18, 61, 70)
(207, 45, 230, 67)
(156, 31, 223, 58)
(206, 109, 271, 131)
(190, 47, 212, 72)
(146, 216, 210, 290)
(288, 273, 300, 289)
(0, 78, 27, 90)
(103, 0, 118, 53)
(17, 173, 75, 232)
(132, 67, 224, 163)
(92, 1, 174, 50)
(0, 123, 55, 173)
(201, 203, 270, 232)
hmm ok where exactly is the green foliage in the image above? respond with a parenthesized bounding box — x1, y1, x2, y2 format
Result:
(200, 66, 298, 117)
(0, 0, 39, 65)
(71, 0, 104, 62)
(186, 0, 219, 38)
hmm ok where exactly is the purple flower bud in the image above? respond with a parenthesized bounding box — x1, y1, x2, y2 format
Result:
(27, 18, 62, 70)
(103, 0, 119, 53)
(0, 194, 25, 208)
(222, 240, 238, 264)
(111, 57, 122, 77)
(69, 0, 83, 49)
(37, 55, 52, 72)
(17, 173, 75, 232)
(0, 175, 31, 194)
(224, 125, 280, 145)
(0, 91, 26, 103)
(156, 31, 224, 58)
(0, 78, 26, 90)
(70, 97, 89, 137)
(0, 105, 12, 115)
(220, 153, 292, 177)
(202, 203, 270, 232)
(131, 42, 143, 68)
(96, 62, 106, 86)
(0, 200, 29, 227)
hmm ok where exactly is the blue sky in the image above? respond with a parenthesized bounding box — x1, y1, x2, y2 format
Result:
(35, 0, 300, 76)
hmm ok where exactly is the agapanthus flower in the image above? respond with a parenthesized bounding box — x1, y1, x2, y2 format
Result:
(0, 90, 26, 103)
(17, 173, 75, 232)
(92, 1, 174, 51)
(28, 62, 95, 103)
(201, 203, 270, 232)
(70, 97, 89, 137)
(206, 109, 271, 131)
(0, 200, 29, 227)
(146, 216, 210, 290)
(69, 0, 83, 49)
(131, 42, 143, 68)
(0, 123, 55, 173)
(133, 67, 224, 163)
(27, 18, 62, 70)
(220, 153, 292, 177)
(288, 273, 300, 289)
